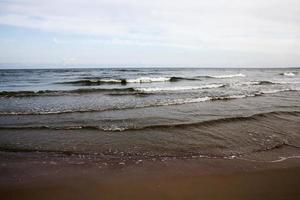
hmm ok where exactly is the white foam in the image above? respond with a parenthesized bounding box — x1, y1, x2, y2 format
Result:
(258, 88, 292, 94)
(282, 72, 296, 76)
(156, 94, 252, 107)
(137, 84, 225, 92)
(99, 79, 122, 83)
(102, 126, 127, 132)
(233, 81, 259, 86)
(158, 97, 212, 106)
(92, 77, 172, 83)
(271, 155, 300, 163)
(210, 73, 245, 79)
(126, 77, 171, 83)
(216, 94, 252, 100)
(176, 96, 212, 104)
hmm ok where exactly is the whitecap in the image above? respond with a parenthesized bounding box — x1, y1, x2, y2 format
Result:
(98, 79, 123, 83)
(137, 84, 225, 92)
(210, 73, 245, 79)
(102, 125, 127, 132)
(157, 97, 212, 106)
(282, 72, 296, 76)
(126, 77, 171, 83)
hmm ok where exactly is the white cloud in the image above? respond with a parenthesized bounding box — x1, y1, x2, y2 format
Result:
(0, 0, 300, 65)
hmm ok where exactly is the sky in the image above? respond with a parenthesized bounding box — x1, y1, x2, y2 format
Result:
(0, 0, 300, 68)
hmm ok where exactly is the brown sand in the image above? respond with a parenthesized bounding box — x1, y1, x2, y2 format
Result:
(1, 152, 300, 200)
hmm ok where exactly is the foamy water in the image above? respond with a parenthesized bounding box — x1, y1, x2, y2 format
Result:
(0, 68, 300, 161)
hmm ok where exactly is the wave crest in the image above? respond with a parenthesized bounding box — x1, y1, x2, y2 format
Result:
(0, 88, 136, 97)
(0, 88, 298, 115)
(280, 72, 296, 76)
(59, 76, 200, 85)
(136, 84, 226, 92)
(209, 73, 245, 79)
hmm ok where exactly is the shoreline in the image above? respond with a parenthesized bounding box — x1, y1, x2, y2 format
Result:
(0, 67, 299, 199)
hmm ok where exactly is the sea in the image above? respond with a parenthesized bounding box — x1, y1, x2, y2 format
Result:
(0, 68, 300, 163)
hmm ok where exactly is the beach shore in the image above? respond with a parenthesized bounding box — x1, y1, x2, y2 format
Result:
(1, 68, 300, 199)
(1, 151, 300, 200)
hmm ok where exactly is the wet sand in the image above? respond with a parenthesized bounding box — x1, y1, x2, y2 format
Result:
(1, 151, 300, 200)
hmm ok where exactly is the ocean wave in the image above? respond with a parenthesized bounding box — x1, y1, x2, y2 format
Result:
(58, 79, 127, 85)
(0, 82, 224, 98)
(0, 88, 298, 115)
(127, 77, 171, 83)
(275, 81, 300, 84)
(255, 88, 297, 95)
(155, 94, 253, 106)
(0, 88, 136, 97)
(207, 73, 246, 79)
(157, 97, 212, 106)
(280, 72, 296, 76)
(0, 109, 103, 115)
(235, 80, 277, 86)
(59, 76, 200, 86)
(0, 124, 128, 131)
(0, 94, 240, 115)
(253, 142, 300, 153)
(252, 81, 277, 85)
(211, 94, 255, 100)
(114, 69, 140, 72)
(136, 84, 226, 92)
(0, 94, 242, 116)
(169, 77, 200, 82)
(1, 111, 299, 132)
(270, 156, 300, 163)
(131, 110, 300, 132)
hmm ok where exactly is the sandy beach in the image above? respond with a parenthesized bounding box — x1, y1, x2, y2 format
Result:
(1, 0, 300, 199)
(0, 68, 300, 199)
(1, 151, 300, 200)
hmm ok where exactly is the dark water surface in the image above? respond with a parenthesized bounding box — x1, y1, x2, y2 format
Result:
(0, 68, 300, 162)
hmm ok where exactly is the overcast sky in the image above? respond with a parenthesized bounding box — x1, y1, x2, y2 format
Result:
(0, 0, 300, 68)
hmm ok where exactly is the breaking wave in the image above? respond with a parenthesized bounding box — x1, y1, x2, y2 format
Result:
(136, 84, 226, 92)
(2, 88, 297, 115)
(127, 77, 172, 83)
(0, 83, 225, 97)
(58, 76, 200, 86)
(280, 72, 296, 76)
(0, 88, 136, 97)
(202, 73, 246, 79)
